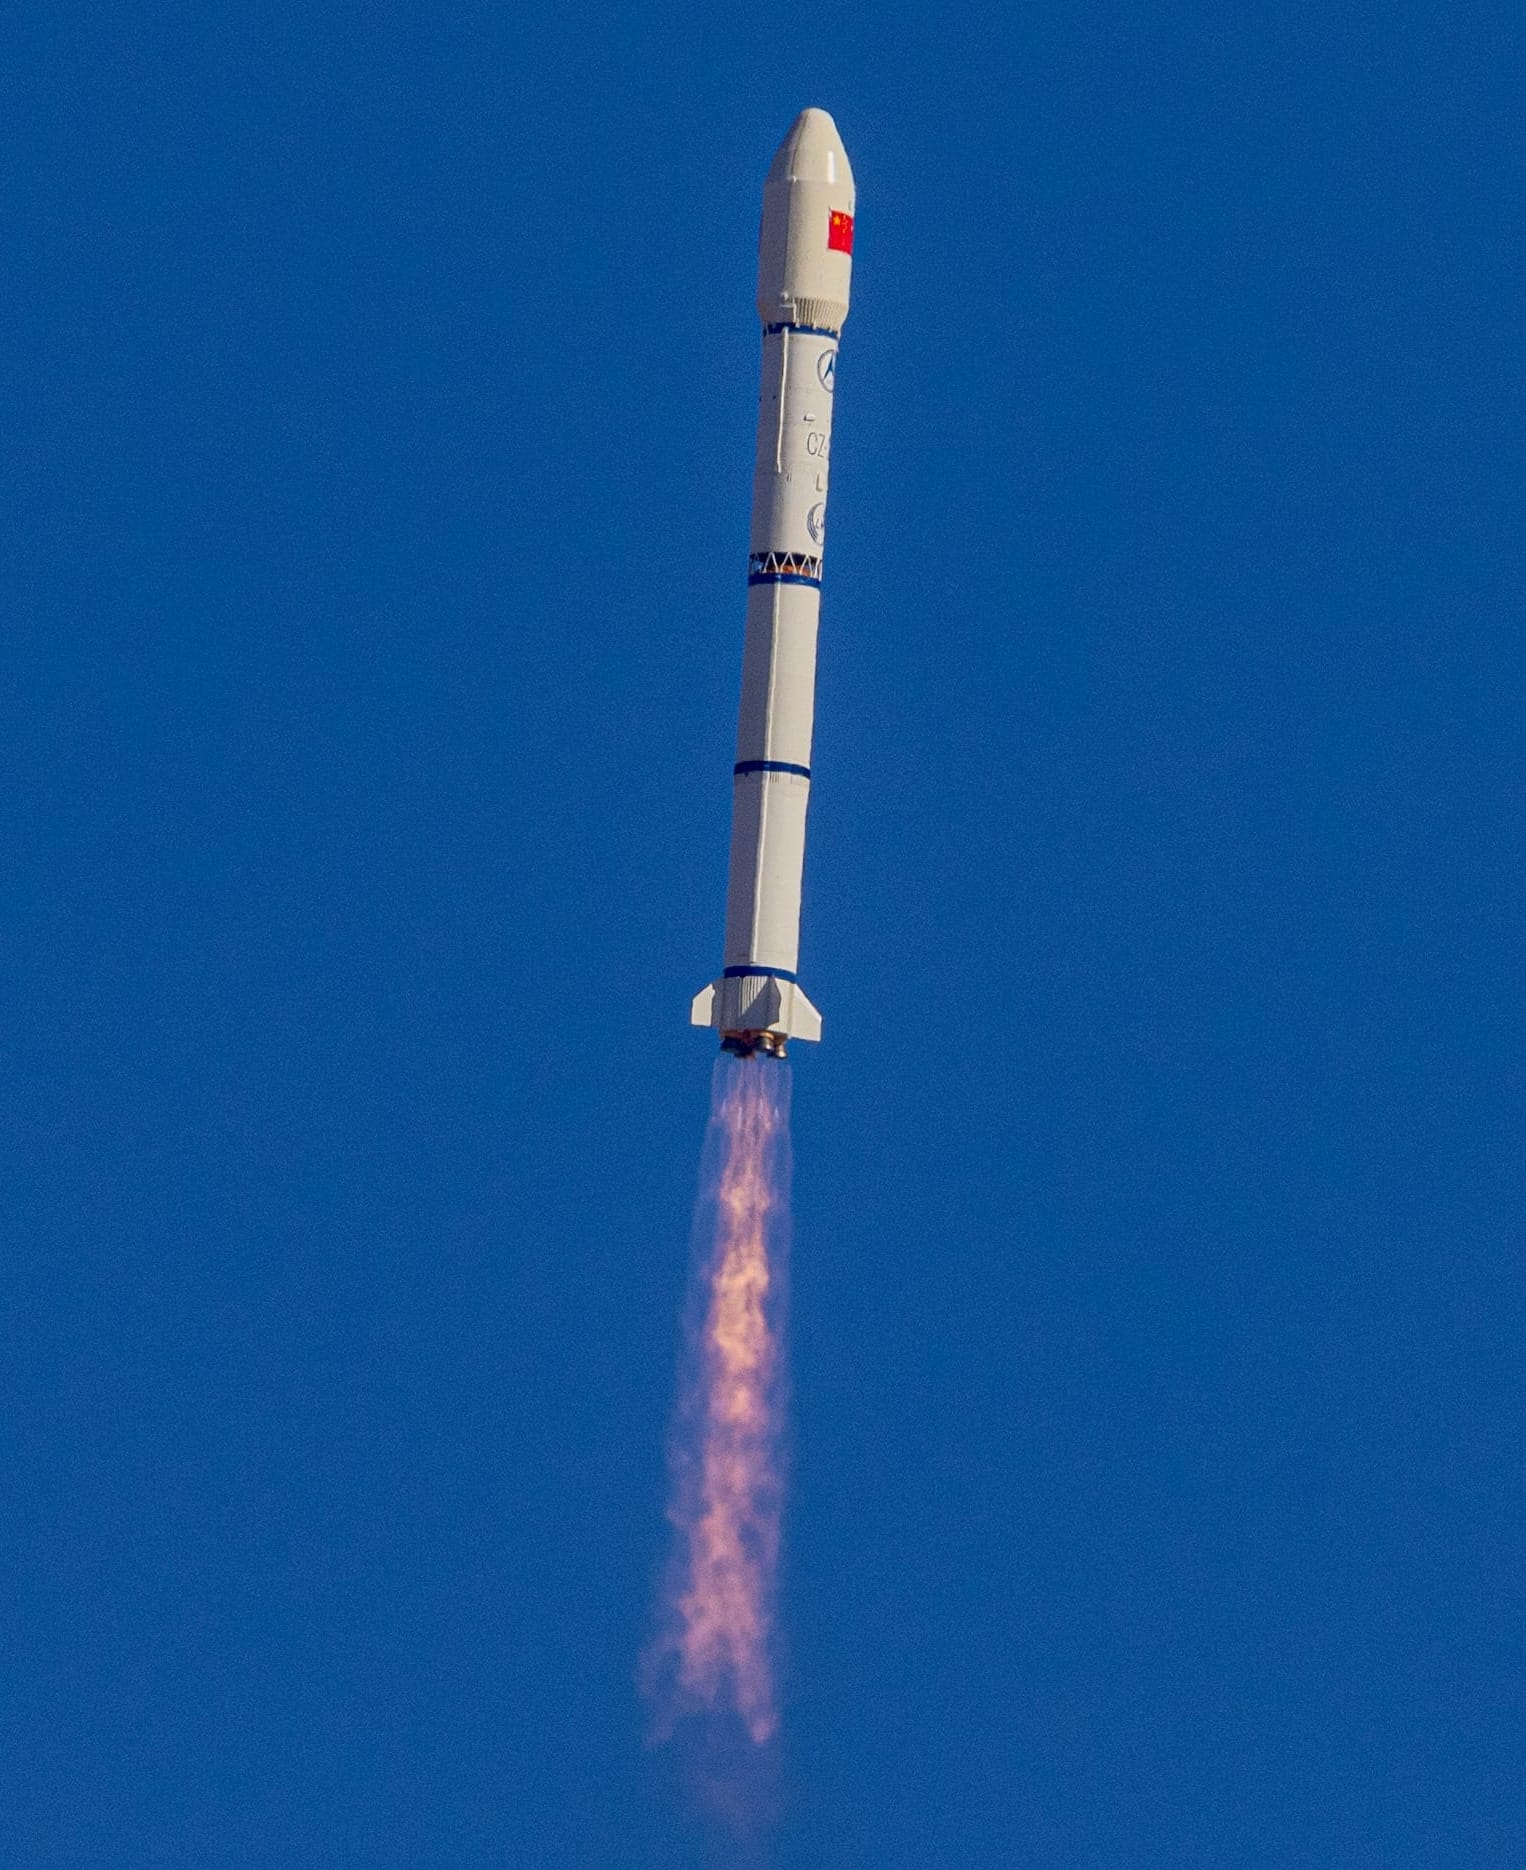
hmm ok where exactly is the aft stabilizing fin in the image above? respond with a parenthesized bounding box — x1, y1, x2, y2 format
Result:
(691, 973, 822, 1043)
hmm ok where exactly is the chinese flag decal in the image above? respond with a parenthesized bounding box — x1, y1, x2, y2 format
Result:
(828, 210, 854, 254)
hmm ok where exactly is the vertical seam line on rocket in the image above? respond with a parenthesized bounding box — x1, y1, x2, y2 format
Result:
(773, 329, 788, 476)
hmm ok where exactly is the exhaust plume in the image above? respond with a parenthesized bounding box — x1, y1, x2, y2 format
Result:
(647, 1054, 793, 1760)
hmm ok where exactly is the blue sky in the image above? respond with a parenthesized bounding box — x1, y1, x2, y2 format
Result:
(4, 4, 1521, 1865)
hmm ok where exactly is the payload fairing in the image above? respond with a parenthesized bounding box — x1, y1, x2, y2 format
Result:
(691, 109, 855, 1058)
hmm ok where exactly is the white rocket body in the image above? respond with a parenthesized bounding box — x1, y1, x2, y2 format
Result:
(691, 109, 855, 1055)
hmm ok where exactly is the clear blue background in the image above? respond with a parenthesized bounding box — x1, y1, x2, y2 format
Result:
(4, 4, 1521, 1865)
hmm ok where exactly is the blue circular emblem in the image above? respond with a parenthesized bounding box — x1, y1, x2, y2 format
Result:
(806, 503, 825, 545)
(817, 348, 837, 393)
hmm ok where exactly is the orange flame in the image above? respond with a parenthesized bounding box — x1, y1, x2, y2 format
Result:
(648, 1057, 791, 1750)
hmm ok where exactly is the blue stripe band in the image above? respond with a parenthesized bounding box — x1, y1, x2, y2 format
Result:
(734, 760, 811, 779)
(723, 964, 799, 982)
(748, 572, 823, 589)
(764, 322, 840, 339)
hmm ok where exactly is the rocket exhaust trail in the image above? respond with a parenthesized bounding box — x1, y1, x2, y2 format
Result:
(646, 1055, 792, 1760)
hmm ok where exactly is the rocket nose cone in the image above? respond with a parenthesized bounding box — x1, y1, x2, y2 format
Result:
(757, 106, 854, 327)
(766, 107, 853, 191)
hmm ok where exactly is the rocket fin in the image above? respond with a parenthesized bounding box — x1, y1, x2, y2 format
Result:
(786, 986, 822, 1042)
(690, 974, 822, 1042)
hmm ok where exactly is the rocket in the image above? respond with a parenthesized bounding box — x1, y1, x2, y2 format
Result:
(691, 108, 855, 1059)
